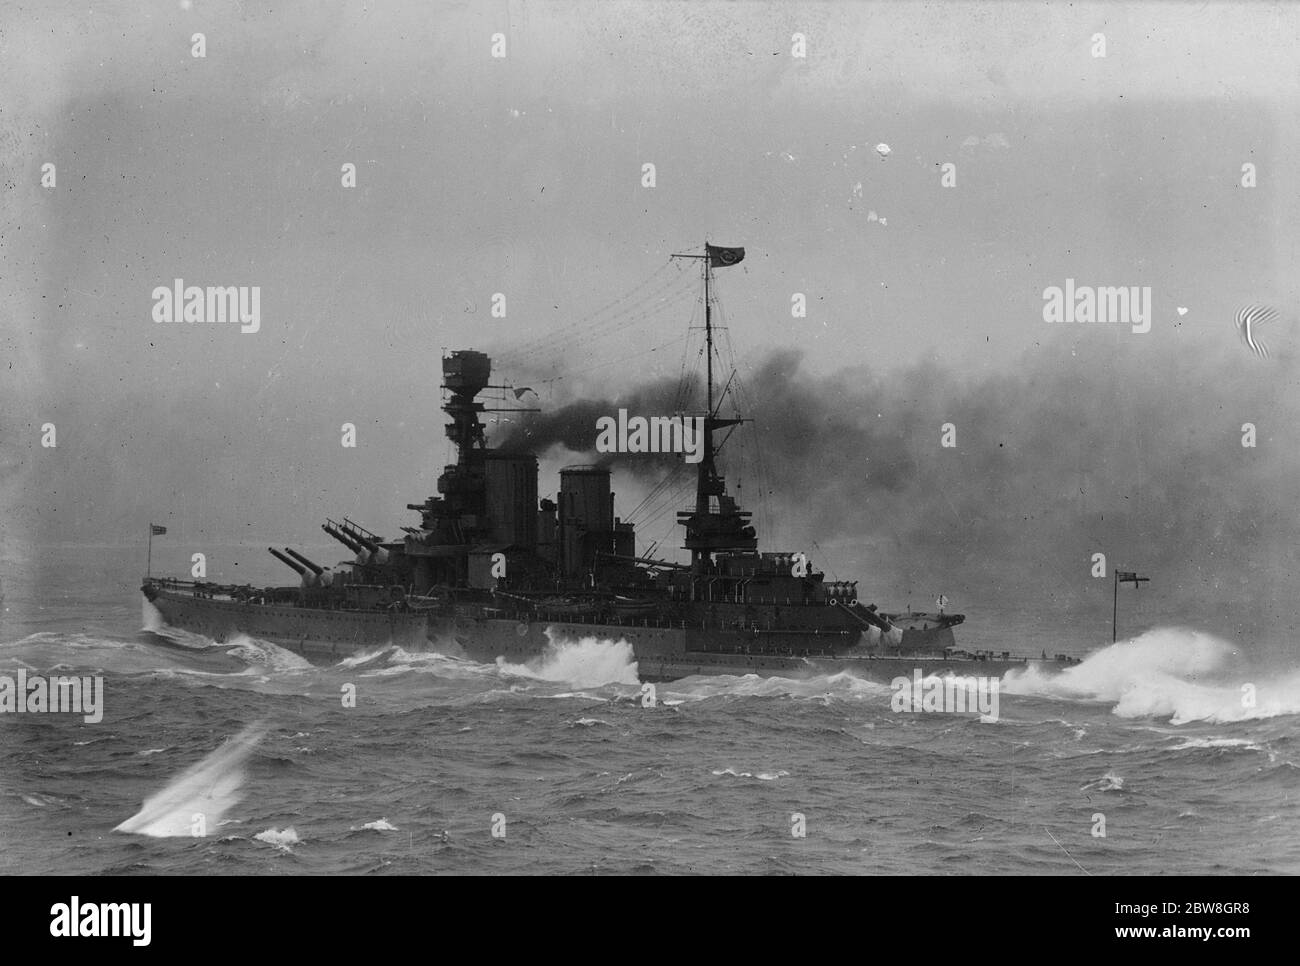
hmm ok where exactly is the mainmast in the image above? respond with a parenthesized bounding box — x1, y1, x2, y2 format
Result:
(671, 242, 757, 571)
(705, 259, 713, 422)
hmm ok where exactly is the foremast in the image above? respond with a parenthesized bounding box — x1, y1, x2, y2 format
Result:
(671, 243, 757, 574)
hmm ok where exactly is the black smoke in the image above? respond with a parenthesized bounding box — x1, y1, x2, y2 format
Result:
(496, 336, 1300, 662)
(496, 373, 701, 472)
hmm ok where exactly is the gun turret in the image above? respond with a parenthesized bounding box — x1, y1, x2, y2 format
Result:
(344, 530, 390, 565)
(323, 523, 364, 556)
(269, 546, 323, 587)
(284, 547, 334, 587)
(284, 547, 323, 574)
(268, 547, 306, 575)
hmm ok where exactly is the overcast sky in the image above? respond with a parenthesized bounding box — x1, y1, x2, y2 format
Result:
(3, 1, 1298, 654)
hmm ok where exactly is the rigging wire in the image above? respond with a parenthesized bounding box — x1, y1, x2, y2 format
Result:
(703, 280, 776, 546)
(503, 259, 691, 360)
(577, 334, 688, 378)
(720, 320, 775, 546)
(672, 294, 705, 415)
(522, 287, 697, 377)
(512, 259, 676, 348)
(626, 460, 686, 522)
(634, 474, 697, 534)
(507, 287, 697, 386)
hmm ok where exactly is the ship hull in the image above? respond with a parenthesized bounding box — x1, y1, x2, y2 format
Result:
(146, 587, 429, 660)
(145, 587, 1075, 682)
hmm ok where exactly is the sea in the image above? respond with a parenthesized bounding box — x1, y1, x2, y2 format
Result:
(2, 546, 1298, 876)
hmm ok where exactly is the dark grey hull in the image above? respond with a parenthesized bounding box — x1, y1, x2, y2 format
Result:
(145, 588, 1075, 682)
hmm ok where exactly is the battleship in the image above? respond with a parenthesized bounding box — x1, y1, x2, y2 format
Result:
(142, 244, 1080, 682)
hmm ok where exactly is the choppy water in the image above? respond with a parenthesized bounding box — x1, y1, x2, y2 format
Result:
(2, 549, 1298, 875)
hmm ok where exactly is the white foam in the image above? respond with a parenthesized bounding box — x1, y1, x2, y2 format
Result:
(254, 827, 300, 850)
(496, 629, 639, 687)
(114, 723, 264, 837)
(1081, 771, 1125, 792)
(225, 635, 315, 673)
(712, 767, 789, 781)
(1166, 736, 1263, 752)
(665, 669, 890, 703)
(362, 648, 495, 680)
(335, 646, 393, 668)
(141, 597, 166, 633)
(1002, 627, 1300, 724)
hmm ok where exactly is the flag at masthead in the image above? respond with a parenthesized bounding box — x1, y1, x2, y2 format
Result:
(705, 244, 745, 268)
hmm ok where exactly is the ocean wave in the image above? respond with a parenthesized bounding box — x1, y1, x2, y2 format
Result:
(1165, 736, 1264, 753)
(1081, 771, 1126, 792)
(254, 827, 300, 850)
(2, 628, 230, 676)
(1002, 627, 1300, 724)
(2, 631, 139, 652)
(358, 647, 498, 680)
(334, 646, 395, 668)
(496, 631, 640, 687)
(352, 818, 398, 832)
(712, 767, 789, 781)
(140, 598, 219, 650)
(223, 635, 315, 673)
(664, 669, 892, 703)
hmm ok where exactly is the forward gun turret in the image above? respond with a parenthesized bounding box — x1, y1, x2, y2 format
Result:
(268, 546, 306, 576)
(323, 523, 368, 564)
(270, 546, 327, 587)
(284, 547, 334, 587)
(344, 529, 390, 565)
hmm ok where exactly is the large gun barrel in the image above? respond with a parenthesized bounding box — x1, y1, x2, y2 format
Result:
(323, 523, 363, 554)
(283, 547, 324, 575)
(347, 531, 377, 553)
(268, 547, 306, 574)
(284, 547, 334, 587)
(342, 528, 389, 564)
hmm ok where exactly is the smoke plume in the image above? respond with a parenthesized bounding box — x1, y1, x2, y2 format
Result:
(498, 334, 1300, 663)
